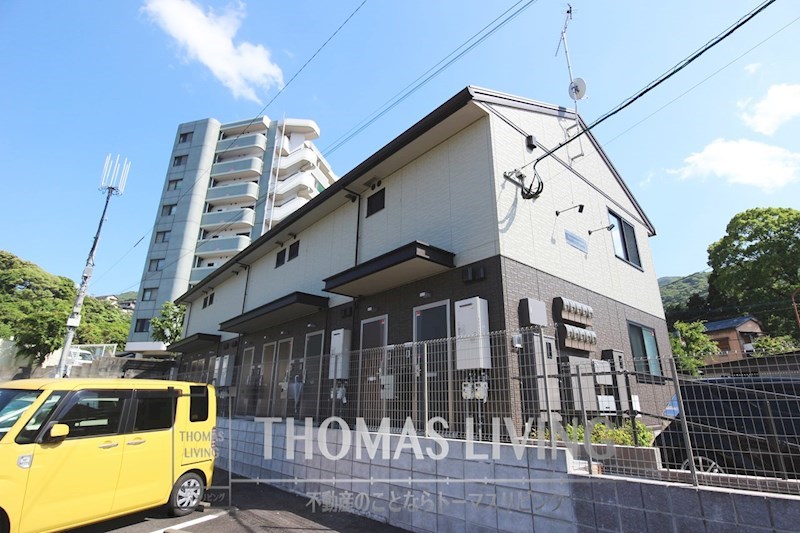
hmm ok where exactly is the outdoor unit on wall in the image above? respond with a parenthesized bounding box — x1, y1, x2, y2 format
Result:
(328, 328, 351, 379)
(455, 296, 491, 370)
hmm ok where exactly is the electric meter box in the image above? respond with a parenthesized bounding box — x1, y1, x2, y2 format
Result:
(455, 296, 491, 370)
(328, 328, 351, 379)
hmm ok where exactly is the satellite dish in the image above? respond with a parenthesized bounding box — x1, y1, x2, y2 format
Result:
(568, 77, 587, 101)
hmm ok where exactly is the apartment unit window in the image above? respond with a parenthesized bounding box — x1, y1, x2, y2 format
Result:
(134, 319, 151, 333)
(167, 179, 182, 191)
(608, 210, 641, 268)
(173, 155, 188, 167)
(155, 230, 171, 243)
(366, 188, 385, 217)
(202, 292, 215, 309)
(179, 131, 193, 144)
(288, 241, 300, 261)
(148, 258, 165, 272)
(162, 204, 177, 216)
(629, 322, 662, 378)
(275, 248, 286, 268)
(142, 288, 157, 301)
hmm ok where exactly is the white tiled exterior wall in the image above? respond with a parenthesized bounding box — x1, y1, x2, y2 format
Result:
(487, 105, 665, 318)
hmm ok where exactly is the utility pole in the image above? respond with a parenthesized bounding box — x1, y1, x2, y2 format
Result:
(56, 155, 130, 378)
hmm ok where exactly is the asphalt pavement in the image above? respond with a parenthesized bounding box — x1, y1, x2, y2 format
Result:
(68, 469, 405, 533)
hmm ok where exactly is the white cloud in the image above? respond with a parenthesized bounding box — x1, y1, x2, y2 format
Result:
(739, 84, 800, 135)
(143, 0, 283, 103)
(743, 62, 761, 75)
(670, 138, 800, 193)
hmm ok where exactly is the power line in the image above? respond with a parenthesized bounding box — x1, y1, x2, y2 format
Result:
(519, 0, 777, 197)
(95, 3, 369, 294)
(321, 0, 541, 157)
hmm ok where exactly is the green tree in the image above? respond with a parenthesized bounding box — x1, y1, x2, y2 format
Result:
(670, 320, 719, 376)
(0, 251, 132, 363)
(707, 208, 800, 340)
(150, 301, 186, 346)
(752, 335, 798, 356)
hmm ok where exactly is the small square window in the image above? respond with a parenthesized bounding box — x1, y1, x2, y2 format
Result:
(134, 319, 151, 333)
(155, 231, 171, 243)
(275, 249, 286, 268)
(179, 132, 193, 144)
(167, 179, 182, 191)
(173, 155, 188, 167)
(148, 258, 165, 272)
(161, 204, 177, 216)
(366, 188, 385, 217)
(142, 288, 157, 301)
(288, 241, 300, 261)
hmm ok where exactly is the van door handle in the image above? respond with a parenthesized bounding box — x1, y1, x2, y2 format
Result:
(98, 442, 119, 449)
(127, 439, 146, 446)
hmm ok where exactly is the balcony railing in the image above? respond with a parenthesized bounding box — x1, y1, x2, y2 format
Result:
(200, 208, 255, 230)
(195, 235, 251, 258)
(206, 182, 259, 205)
(210, 157, 263, 180)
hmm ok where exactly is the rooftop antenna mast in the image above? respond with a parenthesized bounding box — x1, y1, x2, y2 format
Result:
(57, 155, 130, 378)
(555, 4, 586, 152)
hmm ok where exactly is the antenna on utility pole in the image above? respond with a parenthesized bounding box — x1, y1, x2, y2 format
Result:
(57, 155, 130, 378)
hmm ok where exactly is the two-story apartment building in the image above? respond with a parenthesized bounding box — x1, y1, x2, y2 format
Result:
(170, 86, 670, 437)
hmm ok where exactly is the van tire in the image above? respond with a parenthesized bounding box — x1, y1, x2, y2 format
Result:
(167, 472, 205, 517)
(0, 508, 8, 533)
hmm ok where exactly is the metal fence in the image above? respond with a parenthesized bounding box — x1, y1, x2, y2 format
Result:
(175, 328, 800, 495)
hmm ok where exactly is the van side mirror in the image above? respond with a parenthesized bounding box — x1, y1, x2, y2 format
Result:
(45, 423, 69, 443)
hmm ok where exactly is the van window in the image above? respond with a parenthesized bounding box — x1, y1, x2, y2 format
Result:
(189, 386, 209, 422)
(58, 390, 129, 439)
(0, 389, 41, 441)
(15, 392, 66, 444)
(132, 390, 178, 432)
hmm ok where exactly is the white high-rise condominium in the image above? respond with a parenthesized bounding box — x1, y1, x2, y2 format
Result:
(126, 116, 337, 354)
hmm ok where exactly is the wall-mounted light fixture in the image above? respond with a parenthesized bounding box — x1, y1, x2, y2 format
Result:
(280, 330, 288, 336)
(307, 323, 317, 329)
(366, 305, 376, 312)
(275, 241, 284, 247)
(556, 204, 584, 216)
(588, 224, 615, 235)
(288, 233, 297, 239)
(419, 291, 431, 299)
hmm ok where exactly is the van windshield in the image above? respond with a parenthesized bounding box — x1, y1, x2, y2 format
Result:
(0, 389, 41, 442)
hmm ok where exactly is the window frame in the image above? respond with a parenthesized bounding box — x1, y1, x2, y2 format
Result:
(608, 210, 642, 269)
(134, 318, 151, 333)
(628, 321, 663, 381)
(366, 188, 385, 218)
(161, 204, 177, 216)
(275, 248, 286, 268)
(167, 179, 182, 191)
(155, 230, 171, 244)
(173, 154, 188, 167)
(148, 258, 165, 272)
(141, 288, 157, 301)
(178, 131, 193, 144)
(288, 241, 300, 261)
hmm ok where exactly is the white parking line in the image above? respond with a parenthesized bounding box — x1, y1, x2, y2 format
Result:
(150, 511, 226, 533)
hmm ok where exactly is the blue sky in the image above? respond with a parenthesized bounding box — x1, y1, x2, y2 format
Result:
(1, 0, 798, 297)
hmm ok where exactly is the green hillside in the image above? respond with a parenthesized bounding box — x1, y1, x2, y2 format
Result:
(658, 271, 710, 310)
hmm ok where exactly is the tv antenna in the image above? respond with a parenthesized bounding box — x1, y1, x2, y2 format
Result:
(555, 4, 587, 104)
(57, 155, 130, 378)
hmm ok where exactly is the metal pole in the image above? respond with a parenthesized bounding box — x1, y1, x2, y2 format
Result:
(57, 186, 115, 378)
(576, 365, 592, 476)
(668, 357, 698, 486)
(623, 371, 639, 447)
(538, 326, 555, 447)
(423, 343, 429, 437)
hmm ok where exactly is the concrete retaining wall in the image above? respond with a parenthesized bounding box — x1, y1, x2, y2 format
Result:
(216, 418, 800, 532)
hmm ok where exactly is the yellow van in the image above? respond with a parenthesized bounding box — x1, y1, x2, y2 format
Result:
(0, 379, 216, 533)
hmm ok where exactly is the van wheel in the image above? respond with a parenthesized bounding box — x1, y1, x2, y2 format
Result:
(682, 455, 725, 474)
(168, 472, 205, 517)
